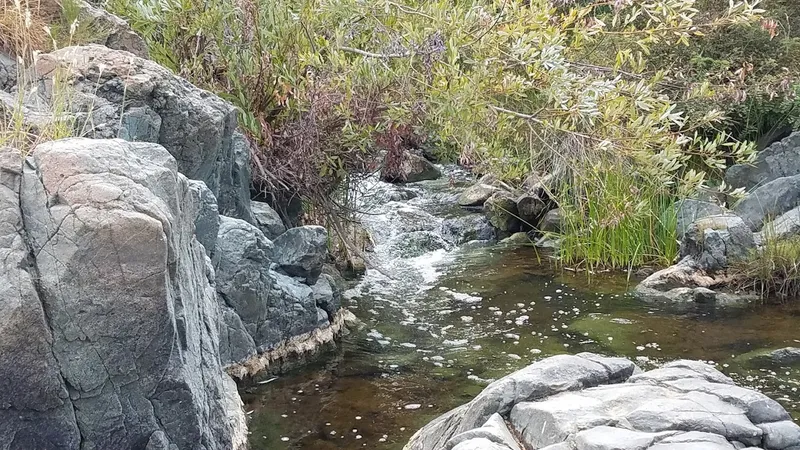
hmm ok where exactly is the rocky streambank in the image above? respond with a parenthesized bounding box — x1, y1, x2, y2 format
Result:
(635, 132, 800, 304)
(1, 30, 352, 450)
(405, 354, 800, 450)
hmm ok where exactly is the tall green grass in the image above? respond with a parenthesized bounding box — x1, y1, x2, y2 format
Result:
(557, 167, 678, 271)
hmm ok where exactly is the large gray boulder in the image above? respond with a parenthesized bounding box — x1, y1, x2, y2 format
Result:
(734, 175, 800, 231)
(405, 356, 796, 450)
(758, 206, 800, 242)
(272, 226, 328, 284)
(726, 132, 800, 191)
(680, 214, 756, 271)
(33, 45, 253, 222)
(1, 139, 247, 450)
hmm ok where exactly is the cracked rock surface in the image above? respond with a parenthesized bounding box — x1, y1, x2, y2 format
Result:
(405, 354, 799, 450)
(0, 139, 246, 449)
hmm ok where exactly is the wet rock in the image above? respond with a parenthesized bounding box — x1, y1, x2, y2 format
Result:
(634, 258, 755, 305)
(499, 232, 531, 245)
(387, 206, 441, 234)
(406, 355, 795, 450)
(516, 194, 548, 228)
(441, 215, 496, 245)
(676, 199, 728, 240)
(539, 208, 563, 233)
(725, 132, 800, 191)
(34, 45, 253, 222)
(1, 138, 247, 449)
(458, 183, 500, 207)
(758, 421, 800, 449)
(251, 200, 286, 239)
(680, 214, 755, 271)
(272, 226, 328, 284)
(390, 231, 451, 258)
(313, 274, 341, 321)
(484, 191, 521, 232)
(734, 174, 800, 231)
(381, 153, 442, 183)
(738, 347, 800, 368)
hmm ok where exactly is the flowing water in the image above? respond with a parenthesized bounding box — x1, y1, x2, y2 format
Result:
(241, 166, 800, 449)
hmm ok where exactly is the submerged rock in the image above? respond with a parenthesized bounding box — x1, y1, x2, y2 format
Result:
(390, 231, 451, 258)
(0, 139, 247, 450)
(405, 355, 796, 450)
(272, 226, 328, 284)
(441, 214, 496, 245)
(484, 191, 521, 232)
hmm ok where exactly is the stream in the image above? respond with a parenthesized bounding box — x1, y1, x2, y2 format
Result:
(241, 165, 800, 449)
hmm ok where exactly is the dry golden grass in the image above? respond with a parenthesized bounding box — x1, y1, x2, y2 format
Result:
(0, 0, 63, 58)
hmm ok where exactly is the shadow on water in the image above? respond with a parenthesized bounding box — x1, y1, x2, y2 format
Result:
(242, 169, 800, 450)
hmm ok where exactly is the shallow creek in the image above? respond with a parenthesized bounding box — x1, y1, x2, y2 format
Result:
(241, 166, 800, 449)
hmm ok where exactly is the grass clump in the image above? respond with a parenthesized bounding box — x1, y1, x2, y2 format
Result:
(730, 236, 800, 300)
(558, 167, 679, 271)
(0, 0, 92, 153)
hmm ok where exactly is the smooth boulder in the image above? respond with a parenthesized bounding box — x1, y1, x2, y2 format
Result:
(458, 183, 500, 207)
(405, 356, 797, 450)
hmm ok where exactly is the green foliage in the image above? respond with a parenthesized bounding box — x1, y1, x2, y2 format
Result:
(558, 166, 678, 270)
(108, 0, 769, 268)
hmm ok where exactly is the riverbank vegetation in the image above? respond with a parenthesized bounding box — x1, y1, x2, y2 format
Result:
(7, 0, 798, 270)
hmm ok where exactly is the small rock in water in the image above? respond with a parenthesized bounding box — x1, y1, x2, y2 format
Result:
(460, 316, 474, 323)
(530, 349, 542, 354)
(281, 437, 289, 442)
(404, 404, 422, 410)
(400, 342, 417, 348)
(508, 354, 521, 360)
